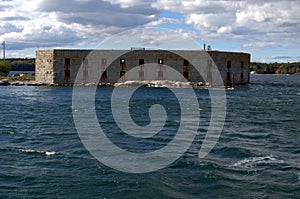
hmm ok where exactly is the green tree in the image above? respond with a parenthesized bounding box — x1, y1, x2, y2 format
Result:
(0, 61, 12, 76)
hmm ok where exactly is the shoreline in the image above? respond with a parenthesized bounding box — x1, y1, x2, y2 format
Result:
(0, 79, 237, 89)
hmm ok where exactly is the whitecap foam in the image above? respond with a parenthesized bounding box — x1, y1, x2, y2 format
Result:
(19, 149, 57, 156)
(45, 151, 56, 156)
(234, 155, 284, 168)
(1, 131, 15, 135)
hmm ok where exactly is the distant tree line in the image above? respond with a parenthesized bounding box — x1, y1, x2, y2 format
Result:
(7, 58, 35, 71)
(250, 62, 300, 74)
(0, 61, 12, 75)
(0, 58, 35, 76)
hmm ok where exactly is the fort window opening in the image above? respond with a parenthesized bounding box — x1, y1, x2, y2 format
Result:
(183, 71, 189, 80)
(183, 59, 189, 79)
(139, 59, 145, 71)
(65, 58, 70, 69)
(83, 58, 88, 83)
(183, 66, 189, 72)
(101, 58, 107, 71)
(120, 59, 126, 70)
(100, 71, 107, 83)
(227, 72, 231, 85)
(226, 61, 232, 85)
(83, 58, 88, 69)
(241, 61, 244, 83)
(64, 58, 70, 84)
(158, 59, 164, 71)
(139, 59, 144, 65)
(207, 60, 213, 84)
(184, 59, 189, 66)
(227, 61, 231, 70)
(120, 70, 126, 78)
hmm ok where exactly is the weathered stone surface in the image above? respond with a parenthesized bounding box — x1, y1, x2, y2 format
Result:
(35, 49, 251, 86)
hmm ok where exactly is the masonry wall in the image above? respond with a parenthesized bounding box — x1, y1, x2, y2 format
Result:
(35, 50, 55, 84)
(52, 50, 91, 84)
(35, 49, 250, 86)
(105, 50, 206, 83)
(208, 51, 251, 85)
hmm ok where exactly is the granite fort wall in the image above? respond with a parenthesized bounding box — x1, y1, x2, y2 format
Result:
(35, 49, 250, 86)
(35, 50, 55, 84)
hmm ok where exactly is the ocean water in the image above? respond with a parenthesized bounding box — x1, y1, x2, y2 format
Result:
(0, 74, 299, 198)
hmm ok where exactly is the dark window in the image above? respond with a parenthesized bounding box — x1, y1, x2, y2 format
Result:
(100, 71, 107, 83)
(83, 58, 88, 70)
(120, 59, 125, 64)
(158, 59, 163, 64)
(227, 61, 231, 70)
(184, 59, 189, 66)
(64, 58, 70, 84)
(83, 71, 88, 82)
(120, 70, 126, 78)
(139, 59, 144, 65)
(241, 62, 244, 83)
(101, 58, 107, 70)
(183, 66, 189, 72)
(183, 72, 189, 80)
(64, 58, 70, 70)
(227, 72, 231, 80)
(120, 59, 126, 70)
(82, 58, 88, 82)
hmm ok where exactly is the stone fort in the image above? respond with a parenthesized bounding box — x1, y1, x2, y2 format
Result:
(35, 49, 250, 86)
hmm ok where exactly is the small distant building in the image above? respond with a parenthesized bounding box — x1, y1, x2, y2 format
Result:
(35, 49, 250, 86)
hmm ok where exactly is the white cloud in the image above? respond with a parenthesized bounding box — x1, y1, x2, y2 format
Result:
(243, 41, 277, 49)
(103, 0, 156, 8)
(0, 0, 299, 60)
(153, 0, 300, 46)
(0, 0, 160, 50)
(217, 26, 232, 34)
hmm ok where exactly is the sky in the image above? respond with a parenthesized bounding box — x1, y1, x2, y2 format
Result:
(0, 0, 300, 63)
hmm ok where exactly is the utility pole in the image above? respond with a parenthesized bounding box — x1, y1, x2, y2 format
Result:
(2, 41, 5, 61)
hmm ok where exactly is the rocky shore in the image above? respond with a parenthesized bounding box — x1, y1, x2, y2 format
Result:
(0, 79, 222, 88)
(0, 79, 48, 86)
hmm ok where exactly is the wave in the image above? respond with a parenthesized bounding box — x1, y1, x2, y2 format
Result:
(18, 149, 57, 156)
(233, 155, 284, 168)
(0, 131, 15, 135)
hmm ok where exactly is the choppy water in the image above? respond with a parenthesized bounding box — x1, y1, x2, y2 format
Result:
(0, 74, 299, 198)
